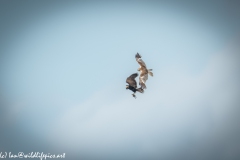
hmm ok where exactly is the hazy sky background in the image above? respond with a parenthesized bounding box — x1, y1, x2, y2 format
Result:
(0, 0, 240, 160)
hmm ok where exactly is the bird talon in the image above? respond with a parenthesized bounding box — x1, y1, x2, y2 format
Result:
(132, 94, 136, 98)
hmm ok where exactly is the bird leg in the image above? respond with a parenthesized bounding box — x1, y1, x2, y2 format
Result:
(132, 93, 136, 99)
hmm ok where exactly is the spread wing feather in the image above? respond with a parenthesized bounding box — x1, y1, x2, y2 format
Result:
(126, 73, 138, 88)
(135, 53, 146, 67)
(135, 53, 141, 59)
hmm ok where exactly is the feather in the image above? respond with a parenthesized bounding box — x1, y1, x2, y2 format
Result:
(126, 73, 138, 88)
(139, 73, 148, 89)
(148, 69, 153, 77)
(136, 53, 147, 68)
(135, 53, 153, 89)
(135, 53, 141, 59)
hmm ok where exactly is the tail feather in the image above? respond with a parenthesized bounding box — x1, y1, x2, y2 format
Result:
(137, 88, 144, 93)
(148, 69, 153, 77)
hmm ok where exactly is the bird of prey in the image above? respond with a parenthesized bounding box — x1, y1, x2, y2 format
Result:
(135, 53, 153, 89)
(126, 73, 144, 98)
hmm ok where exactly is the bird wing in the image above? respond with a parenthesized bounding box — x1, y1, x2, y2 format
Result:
(139, 71, 148, 89)
(135, 53, 147, 68)
(126, 73, 138, 88)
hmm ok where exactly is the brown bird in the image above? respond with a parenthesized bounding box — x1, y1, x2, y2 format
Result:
(126, 73, 144, 98)
(135, 53, 153, 89)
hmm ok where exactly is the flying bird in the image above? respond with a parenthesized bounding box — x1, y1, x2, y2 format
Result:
(126, 73, 144, 98)
(135, 53, 153, 89)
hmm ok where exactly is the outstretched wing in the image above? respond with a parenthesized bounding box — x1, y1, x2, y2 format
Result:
(135, 53, 147, 68)
(126, 73, 138, 88)
(139, 72, 148, 89)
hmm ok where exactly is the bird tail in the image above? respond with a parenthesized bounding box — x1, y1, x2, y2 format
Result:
(148, 69, 153, 77)
(137, 87, 144, 93)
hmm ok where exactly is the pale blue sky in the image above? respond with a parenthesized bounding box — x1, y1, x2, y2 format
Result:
(0, 1, 240, 160)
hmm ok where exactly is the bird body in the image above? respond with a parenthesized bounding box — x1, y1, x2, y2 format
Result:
(135, 53, 153, 89)
(127, 85, 138, 93)
(126, 73, 144, 98)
